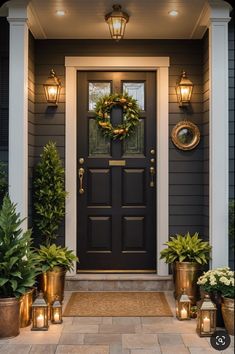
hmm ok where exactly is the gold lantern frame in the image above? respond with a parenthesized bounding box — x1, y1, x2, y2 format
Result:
(176, 71, 194, 107)
(31, 292, 49, 331)
(105, 4, 129, 41)
(43, 69, 61, 106)
(51, 297, 63, 324)
(176, 290, 191, 320)
(197, 294, 217, 337)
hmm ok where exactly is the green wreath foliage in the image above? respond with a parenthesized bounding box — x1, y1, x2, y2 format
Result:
(95, 92, 140, 140)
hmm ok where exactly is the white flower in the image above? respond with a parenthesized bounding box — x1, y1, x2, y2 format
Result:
(210, 279, 217, 286)
(220, 276, 230, 286)
(22, 255, 28, 261)
(198, 277, 207, 285)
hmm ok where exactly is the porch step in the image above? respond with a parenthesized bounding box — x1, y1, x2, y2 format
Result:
(65, 273, 173, 291)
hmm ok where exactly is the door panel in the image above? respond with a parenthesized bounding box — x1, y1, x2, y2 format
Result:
(77, 71, 156, 271)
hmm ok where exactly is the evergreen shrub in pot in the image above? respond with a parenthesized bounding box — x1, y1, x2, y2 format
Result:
(33, 142, 77, 303)
(0, 196, 38, 338)
(160, 232, 211, 304)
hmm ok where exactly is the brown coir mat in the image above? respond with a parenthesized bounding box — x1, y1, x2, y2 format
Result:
(63, 292, 173, 317)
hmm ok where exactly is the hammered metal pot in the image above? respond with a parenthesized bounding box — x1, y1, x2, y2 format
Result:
(19, 288, 35, 328)
(45, 266, 67, 305)
(0, 297, 20, 339)
(221, 297, 234, 335)
(174, 261, 202, 305)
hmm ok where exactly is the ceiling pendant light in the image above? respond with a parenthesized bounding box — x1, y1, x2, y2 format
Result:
(105, 4, 129, 41)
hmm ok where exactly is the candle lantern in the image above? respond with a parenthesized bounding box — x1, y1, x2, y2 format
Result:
(51, 296, 63, 324)
(197, 294, 217, 337)
(176, 290, 191, 320)
(176, 71, 193, 107)
(31, 291, 49, 331)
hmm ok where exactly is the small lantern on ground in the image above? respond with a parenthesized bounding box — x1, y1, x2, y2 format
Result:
(176, 71, 193, 107)
(176, 289, 191, 320)
(51, 296, 63, 324)
(43, 69, 61, 105)
(197, 294, 217, 337)
(31, 291, 49, 331)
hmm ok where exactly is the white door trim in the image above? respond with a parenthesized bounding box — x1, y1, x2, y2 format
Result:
(65, 56, 169, 276)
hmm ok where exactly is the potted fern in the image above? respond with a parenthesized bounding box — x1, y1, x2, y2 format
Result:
(36, 244, 77, 304)
(0, 196, 39, 338)
(160, 232, 211, 304)
(33, 142, 77, 303)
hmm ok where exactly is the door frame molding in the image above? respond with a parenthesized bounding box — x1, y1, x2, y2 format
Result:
(65, 56, 170, 276)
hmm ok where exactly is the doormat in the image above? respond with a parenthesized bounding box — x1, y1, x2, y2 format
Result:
(63, 292, 173, 317)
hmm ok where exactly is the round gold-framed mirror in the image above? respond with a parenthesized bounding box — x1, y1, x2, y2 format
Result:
(171, 120, 200, 151)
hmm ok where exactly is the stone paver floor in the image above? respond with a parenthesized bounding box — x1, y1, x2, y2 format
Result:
(0, 291, 234, 354)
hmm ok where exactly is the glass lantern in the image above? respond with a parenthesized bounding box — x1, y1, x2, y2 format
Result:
(31, 291, 49, 331)
(176, 71, 194, 107)
(51, 297, 63, 324)
(43, 69, 61, 105)
(197, 294, 217, 337)
(176, 290, 191, 320)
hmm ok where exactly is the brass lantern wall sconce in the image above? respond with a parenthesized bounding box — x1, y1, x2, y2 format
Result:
(43, 69, 61, 106)
(105, 4, 129, 41)
(176, 71, 193, 107)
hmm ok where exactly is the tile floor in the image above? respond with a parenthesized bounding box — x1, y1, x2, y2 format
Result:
(0, 291, 234, 354)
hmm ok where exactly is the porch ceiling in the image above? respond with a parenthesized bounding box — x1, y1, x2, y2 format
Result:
(28, 0, 208, 40)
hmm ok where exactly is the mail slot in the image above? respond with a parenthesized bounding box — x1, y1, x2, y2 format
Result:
(109, 160, 126, 166)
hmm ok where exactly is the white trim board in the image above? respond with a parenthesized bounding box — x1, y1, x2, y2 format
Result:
(65, 56, 169, 276)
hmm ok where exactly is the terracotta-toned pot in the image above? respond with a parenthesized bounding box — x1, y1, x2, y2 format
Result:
(221, 297, 234, 335)
(0, 297, 20, 339)
(173, 261, 202, 305)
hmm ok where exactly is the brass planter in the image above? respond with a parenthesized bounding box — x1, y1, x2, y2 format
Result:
(19, 288, 35, 328)
(221, 297, 234, 335)
(174, 261, 202, 305)
(45, 266, 67, 305)
(0, 297, 20, 339)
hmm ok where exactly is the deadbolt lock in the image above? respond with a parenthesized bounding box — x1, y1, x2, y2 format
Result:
(150, 149, 155, 155)
(79, 158, 84, 165)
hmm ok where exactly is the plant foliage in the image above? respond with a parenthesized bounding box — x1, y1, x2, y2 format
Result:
(0, 162, 8, 206)
(33, 141, 67, 246)
(229, 199, 234, 246)
(160, 232, 212, 264)
(197, 267, 234, 299)
(0, 196, 40, 298)
(36, 244, 78, 273)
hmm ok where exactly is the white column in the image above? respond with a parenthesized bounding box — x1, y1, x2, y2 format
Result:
(157, 67, 169, 276)
(7, 6, 29, 228)
(208, 1, 231, 268)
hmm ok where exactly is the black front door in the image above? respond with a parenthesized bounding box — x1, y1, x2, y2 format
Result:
(77, 71, 156, 271)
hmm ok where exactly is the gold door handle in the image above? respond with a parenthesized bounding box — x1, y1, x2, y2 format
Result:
(150, 166, 155, 187)
(78, 168, 85, 194)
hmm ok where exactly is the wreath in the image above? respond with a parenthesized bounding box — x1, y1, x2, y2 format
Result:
(95, 92, 140, 140)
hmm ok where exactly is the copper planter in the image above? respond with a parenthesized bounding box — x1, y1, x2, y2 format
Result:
(174, 261, 202, 305)
(222, 297, 234, 335)
(0, 297, 20, 339)
(44, 266, 66, 305)
(19, 288, 35, 328)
